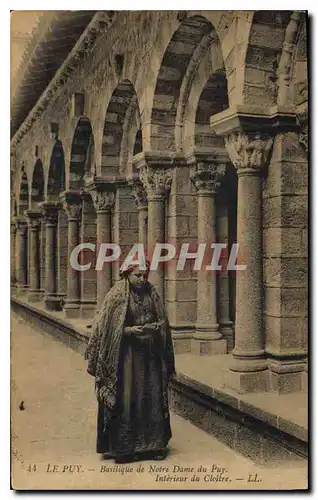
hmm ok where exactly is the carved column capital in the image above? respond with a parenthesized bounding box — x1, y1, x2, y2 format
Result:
(298, 111, 308, 153)
(60, 191, 82, 220)
(64, 203, 82, 220)
(209, 106, 300, 175)
(26, 209, 42, 231)
(132, 180, 148, 208)
(15, 217, 28, 235)
(41, 202, 60, 225)
(11, 220, 17, 234)
(190, 163, 226, 194)
(139, 166, 172, 199)
(91, 190, 115, 212)
(224, 131, 273, 175)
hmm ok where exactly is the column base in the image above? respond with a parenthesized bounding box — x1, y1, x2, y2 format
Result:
(302, 370, 308, 392)
(268, 358, 307, 394)
(191, 338, 227, 356)
(269, 371, 304, 394)
(219, 321, 234, 353)
(27, 289, 43, 303)
(15, 284, 29, 295)
(64, 301, 81, 319)
(80, 300, 97, 319)
(170, 326, 193, 354)
(44, 294, 63, 311)
(225, 368, 270, 394)
(193, 323, 222, 341)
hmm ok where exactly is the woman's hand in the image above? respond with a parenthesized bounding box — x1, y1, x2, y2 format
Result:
(141, 323, 160, 334)
(124, 325, 144, 336)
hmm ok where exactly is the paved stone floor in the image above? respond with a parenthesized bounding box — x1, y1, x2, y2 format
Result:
(11, 313, 308, 490)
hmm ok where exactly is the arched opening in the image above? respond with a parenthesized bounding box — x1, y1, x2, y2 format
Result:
(133, 128, 143, 156)
(31, 159, 45, 207)
(194, 73, 228, 150)
(151, 15, 218, 151)
(244, 11, 292, 106)
(102, 80, 142, 176)
(69, 117, 94, 190)
(18, 170, 29, 215)
(18, 168, 29, 286)
(47, 140, 66, 201)
(47, 140, 67, 297)
(101, 80, 141, 282)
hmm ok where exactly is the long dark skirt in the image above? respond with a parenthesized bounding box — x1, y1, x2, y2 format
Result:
(97, 333, 172, 457)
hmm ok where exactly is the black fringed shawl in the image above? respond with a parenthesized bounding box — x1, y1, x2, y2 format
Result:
(84, 278, 175, 416)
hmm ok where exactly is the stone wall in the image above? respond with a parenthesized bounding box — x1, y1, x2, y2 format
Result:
(11, 10, 308, 393)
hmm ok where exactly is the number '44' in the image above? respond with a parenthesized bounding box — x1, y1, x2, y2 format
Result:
(27, 464, 36, 472)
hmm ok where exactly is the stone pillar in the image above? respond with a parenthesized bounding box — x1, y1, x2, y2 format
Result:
(15, 217, 28, 291)
(225, 132, 273, 391)
(40, 219, 46, 294)
(211, 106, 304, 393)
(264, 128, 308, 393)
(26, 210, 42, 302)
(62, 191, 82, 318)
(41, 202, 62, 311)
(139, 165, 172, 300)
(112, 182, 138, 283)
(216, 188, 234, 352)
(79, 193, 97, 318)
(90, 185, 115, 308)
(57, 208, 68, 298)
(165, 158, 198, 353)
(11, 221, 17, 286)
(132, 180, 148, 247)
(190, 162, 227, 355)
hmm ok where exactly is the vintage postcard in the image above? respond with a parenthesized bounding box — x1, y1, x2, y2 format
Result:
(10, 10, 308, 491)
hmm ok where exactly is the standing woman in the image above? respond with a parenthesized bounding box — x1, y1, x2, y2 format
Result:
(85, 263, 175, 463)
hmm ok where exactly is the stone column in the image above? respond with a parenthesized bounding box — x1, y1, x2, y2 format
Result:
(211, 106, 302, 392)
(62, 191, 82, 318)
(216, 190, 234, 352)
(79, 193, 97, 318)
(11, 221, 17, 286)
(15, 217, 28, 291)
(224, 131, 273, 392)
(132, 180, 148, 246)
(40, 219, 46, 294)
(41, 202, 62, 311)
(26, 210, 42, 302)
(190, 162, 227, 355)
(90, 187, 115, 308)
(139, 165, 172, 300)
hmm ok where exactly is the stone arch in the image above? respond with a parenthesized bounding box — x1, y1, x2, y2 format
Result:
(192, 73, 228, 153)
(69, 117, 94, 190)
(47, 140, 66, 201)
(31, 159, 45, 207)
(120, 87, 143, 178)
(133, 128, 143, 156)
(101, 79, 142, 177)
(13, 199, 18, 217)
(18, 168, 29, 215)
(243, 11, 292, 107)
(288, 13, 307, 111)
(288, 14, 308, 156)
(150, 15, 226, 152)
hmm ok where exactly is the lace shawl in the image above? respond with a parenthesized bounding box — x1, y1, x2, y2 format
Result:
(84, 278, 175, 413)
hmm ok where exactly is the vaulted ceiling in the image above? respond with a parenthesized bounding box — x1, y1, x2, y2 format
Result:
(11, 11, 97, 138)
